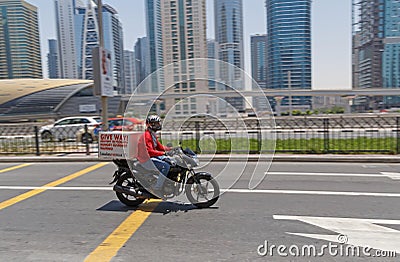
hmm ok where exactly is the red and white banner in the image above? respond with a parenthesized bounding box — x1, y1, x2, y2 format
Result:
(98, 131, 141, 160)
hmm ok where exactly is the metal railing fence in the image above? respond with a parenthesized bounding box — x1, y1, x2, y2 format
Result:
(0, 115, 399, 155)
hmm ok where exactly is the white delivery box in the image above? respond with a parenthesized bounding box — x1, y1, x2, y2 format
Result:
(98, 131, 142, 160)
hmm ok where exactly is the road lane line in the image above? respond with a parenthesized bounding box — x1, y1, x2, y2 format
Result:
(224, 189, 400, 197)
(85, 199, 161, 262)
(0, 186, 113, 190)
(265, 172, 383, 177)
(381, 172, 400, 180)
(0, 163, 31, 173)
(0, 162, 108, 211)
(1, 186, 400, 198)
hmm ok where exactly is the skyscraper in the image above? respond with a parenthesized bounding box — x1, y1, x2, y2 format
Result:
(161, 0, 208, 115)
(134, 36, 149, 88)
(207, 39, 220, 114)
(124, 50, 136, 94)
(214, 0, 244, 72)
(74, 1, 125, 92)
(207, 39, 219, 91)
(102, 4, 125, 92)
(76, 0, 98, 81)
(251, 34, 267, 89)
(266, 0, 312, 108)
(47, 39, 60, 79)
(145, 0, 163, 76)
(55, 0, 79, 79)
(251, 34, 269, 111)
(353, 0, 400, 108)
(0, 0, 42, 79)
(214, 0, 245, 111)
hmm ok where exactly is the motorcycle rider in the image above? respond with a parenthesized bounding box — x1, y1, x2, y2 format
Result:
(137, 115, 171, 194)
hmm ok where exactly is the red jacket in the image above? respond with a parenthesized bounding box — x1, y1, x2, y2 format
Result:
(137, 129, 170, 163)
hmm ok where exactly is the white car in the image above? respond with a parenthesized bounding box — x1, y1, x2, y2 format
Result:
(40, 116, 101, 141)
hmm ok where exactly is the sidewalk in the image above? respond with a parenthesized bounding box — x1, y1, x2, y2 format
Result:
(0, 153, 400, 163)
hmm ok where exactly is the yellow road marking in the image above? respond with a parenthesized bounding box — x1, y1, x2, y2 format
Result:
(0, 163, 31, 173)
(0, 162, 108, 211)
(85, 199, 162, 262)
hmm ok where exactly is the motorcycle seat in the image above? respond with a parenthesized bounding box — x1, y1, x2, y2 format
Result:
(113, 159, 160, 176)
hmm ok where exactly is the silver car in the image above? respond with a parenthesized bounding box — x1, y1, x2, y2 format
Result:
(39, 116, 101, 141)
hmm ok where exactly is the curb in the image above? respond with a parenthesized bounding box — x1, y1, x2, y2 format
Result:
(0, 155, 399, 163)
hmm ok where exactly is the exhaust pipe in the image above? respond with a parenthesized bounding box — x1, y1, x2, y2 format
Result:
(113, 185, 152, 198)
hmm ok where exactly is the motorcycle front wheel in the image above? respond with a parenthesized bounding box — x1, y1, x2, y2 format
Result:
(185, 172, 219, 208)
(115, 173, 145, 207)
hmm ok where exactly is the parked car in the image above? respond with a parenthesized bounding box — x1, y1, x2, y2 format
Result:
(40, 116, 101, 141)
(76, 117, 145, 143)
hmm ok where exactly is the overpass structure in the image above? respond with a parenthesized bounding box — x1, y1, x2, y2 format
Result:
(121, 88, 400, 101)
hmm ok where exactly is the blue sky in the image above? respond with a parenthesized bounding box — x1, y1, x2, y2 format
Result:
(29, 0, 352, 90)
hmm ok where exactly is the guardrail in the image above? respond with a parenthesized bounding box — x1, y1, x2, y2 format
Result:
(0, 115, 399, 155)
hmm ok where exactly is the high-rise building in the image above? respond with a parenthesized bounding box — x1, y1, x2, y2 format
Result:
(102, 4, 125, 92)
(134, 36, 149, 88)
(161, 0, 208, 115)
(266, 0, 312, 108)
(207, 39, 219, 91)
(145, 0, 162, 75)
(352, 0, 400, 108)
(74, 1, 125, 92)
(214, 0, 245, 111)
(207, 39, 219, 114)
(55, 0, 79, 79)
(251, 34, 267, 89)
(251, 34, 269, 111)
(76, 0, 98, 80)
(47, 39, 60, 79)
(214, 0, 244, 72)
(124, 50, 136, 94)
(0, 0, 42, 79)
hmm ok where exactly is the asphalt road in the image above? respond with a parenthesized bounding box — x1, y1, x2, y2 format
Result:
(0, 161, 399, 261)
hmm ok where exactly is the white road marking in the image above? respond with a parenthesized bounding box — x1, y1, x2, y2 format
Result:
(0, 186, 112, 191)
(267, 171, 400, 181)
(273, 215, 400, 253)
(380, 172, 400, 180)
(224, 189, 400, 197)
(0, 187, 399, 198)
(266, 172, 383, 177)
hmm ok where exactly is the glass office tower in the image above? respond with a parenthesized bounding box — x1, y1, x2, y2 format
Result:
(266, 0, 312, 107)
(47, 39, 60, 78)
(144, 0, 163, 93)
(353, 0, 400, 109)
(214, 0, 244, 72)
(0, 0, 42, 79)
(214, 0, 245, 111)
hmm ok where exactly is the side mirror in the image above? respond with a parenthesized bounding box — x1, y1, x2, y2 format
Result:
(166, 143, 173, 147)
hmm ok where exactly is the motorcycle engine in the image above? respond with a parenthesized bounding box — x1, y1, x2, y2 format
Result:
(163, 167, 183, 196)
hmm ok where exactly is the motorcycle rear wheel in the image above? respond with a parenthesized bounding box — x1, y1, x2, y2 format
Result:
(115, 173, 145, 207)
(185, 173, 219, 208)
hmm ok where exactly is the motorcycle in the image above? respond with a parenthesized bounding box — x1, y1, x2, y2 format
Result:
(110, 147, 220, 208)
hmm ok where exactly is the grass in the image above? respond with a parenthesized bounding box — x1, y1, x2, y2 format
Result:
(0, 137, 398, 155)
(275, 137, 397, 154)
(165, 137, 398, 155)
